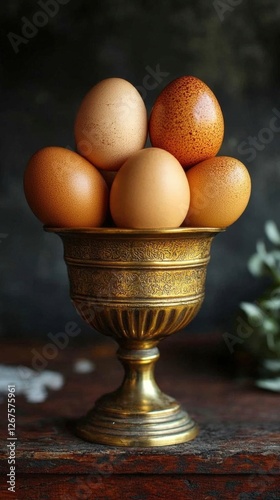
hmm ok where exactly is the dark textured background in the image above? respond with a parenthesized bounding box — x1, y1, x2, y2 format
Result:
(1, 0, 280, 341)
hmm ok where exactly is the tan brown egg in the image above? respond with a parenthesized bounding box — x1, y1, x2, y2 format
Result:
(74, 78, 148, 171)
(24, 146, 108, 227)
(183, 156, 251, 228)
(110, 147, 190, 229)
(149, 76, 224, 168)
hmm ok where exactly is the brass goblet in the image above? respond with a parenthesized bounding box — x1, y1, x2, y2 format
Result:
(46, 227, 221, 447)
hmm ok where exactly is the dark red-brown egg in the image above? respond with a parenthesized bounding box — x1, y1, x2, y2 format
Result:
(149, 76, 224, 168)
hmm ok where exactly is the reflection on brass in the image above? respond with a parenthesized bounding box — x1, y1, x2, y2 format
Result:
(46, 227, 222, 447)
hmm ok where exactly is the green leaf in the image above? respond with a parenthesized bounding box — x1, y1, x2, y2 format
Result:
(256, 378, 280, 392)
(240, 302, 265, 326)
(265, 220, 280, 245)
(261, 298, 280, 310)
(248, 253, 266, 276)
(256, 240, 267, 256)
(248, 240, 279, 278)
(262, 317, 279, 335)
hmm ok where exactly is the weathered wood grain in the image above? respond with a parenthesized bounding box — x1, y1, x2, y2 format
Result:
(1, 474, 280, 500)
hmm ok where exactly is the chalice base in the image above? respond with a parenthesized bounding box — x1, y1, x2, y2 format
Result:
(75, 346, 199, 447)
(76, 405, 198, 447)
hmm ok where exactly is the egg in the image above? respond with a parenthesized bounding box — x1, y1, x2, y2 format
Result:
(24, 147, 108, 227)
(149, 76, 224, 168)
(74, 78, 148, 171)
(110, 147, 190, 229)
(183, 156, 251, 228)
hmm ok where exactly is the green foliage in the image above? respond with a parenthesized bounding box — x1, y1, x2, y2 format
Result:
(240, 221, 280, 356)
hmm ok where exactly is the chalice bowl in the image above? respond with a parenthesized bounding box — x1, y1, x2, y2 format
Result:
(46, 227, 222, 447)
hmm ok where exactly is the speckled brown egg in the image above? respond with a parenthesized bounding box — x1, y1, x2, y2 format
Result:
(74, 78, 148, 171)
(24, 146, 108, 227)
(110, 147, 190, 229)
(149, 76, 224, 168)
(183, 156, 251, 228)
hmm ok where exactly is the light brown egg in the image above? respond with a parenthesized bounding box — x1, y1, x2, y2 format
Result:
(183, 156, 251, 228)
(74, 78, 148, 171)
(24, 147, 108, 227)
(110, 147, 190, 229)
(149, 76, 224, 168)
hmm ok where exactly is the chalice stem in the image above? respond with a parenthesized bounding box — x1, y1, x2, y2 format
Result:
(116, 345, 166, 412)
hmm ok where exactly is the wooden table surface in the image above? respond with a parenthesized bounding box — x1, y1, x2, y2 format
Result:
(0, 333, 279, 500)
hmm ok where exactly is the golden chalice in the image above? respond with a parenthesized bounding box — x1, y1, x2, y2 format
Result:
(46, 227, 221, 447)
